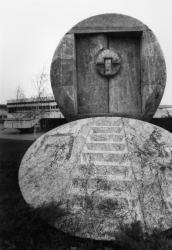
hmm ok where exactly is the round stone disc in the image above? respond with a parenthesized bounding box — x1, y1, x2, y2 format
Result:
(19, 117, 172, 240)
(50, 13, 166, 120)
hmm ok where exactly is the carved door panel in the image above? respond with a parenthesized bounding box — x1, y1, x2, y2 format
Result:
(76, 34, 109, 114)
(76, 33, 141, 115)
(108, 34, 141, 114)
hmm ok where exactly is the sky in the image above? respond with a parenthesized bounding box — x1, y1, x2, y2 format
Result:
(0, 0, 172, 104)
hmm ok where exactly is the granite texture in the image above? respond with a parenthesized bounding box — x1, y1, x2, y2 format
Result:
(50, 14, 166, 120)
(19, 117, 172, 240)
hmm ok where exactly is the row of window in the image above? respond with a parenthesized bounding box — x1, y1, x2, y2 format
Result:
(8, 105, 58, 113)
(0, 115, 7, 119)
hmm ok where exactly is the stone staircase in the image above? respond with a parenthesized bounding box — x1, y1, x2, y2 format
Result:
(70, 119, 134, 213)
(81, 118, 131, 174)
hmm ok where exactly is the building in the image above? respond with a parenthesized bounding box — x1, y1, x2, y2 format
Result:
(4, 97, 65, 131)
(0, 104, 7, 123)
(153, 105, 172, 118)
(3, 96, 172, 132)
(151, 105, 172, 133)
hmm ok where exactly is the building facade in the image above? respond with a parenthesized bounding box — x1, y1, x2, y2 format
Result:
(0, 104, 7, 123)
(154, 105, 172, 118)
(3, 97, 172, 132)
(4, 97, 64, 130)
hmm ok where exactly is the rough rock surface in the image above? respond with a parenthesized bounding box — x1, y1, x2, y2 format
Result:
(19, 117, 172, 240)
(50, 14, 166, 120)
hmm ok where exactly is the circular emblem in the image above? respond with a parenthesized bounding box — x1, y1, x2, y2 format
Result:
(96, 49, 121, 77)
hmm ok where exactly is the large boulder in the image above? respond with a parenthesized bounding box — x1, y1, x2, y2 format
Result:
(19, 117, 172, 240)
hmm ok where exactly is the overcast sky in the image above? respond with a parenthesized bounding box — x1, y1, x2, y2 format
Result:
(1, 0, 172, 104)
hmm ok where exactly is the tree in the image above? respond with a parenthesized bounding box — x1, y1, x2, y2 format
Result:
(32, 67, 53, 139)
(33, 67, 52, 100)
(16, 85, 26, 100)
(12, 85, 26, 120)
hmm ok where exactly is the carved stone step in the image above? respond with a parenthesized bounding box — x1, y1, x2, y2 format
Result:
(89, 133, 124, 142)
(92, 126, 122, 134)
(95, 119, 122, 127)
(69, 193, 130, 211)
(82, 152, 128, 163)
(78, 164, 130, 176)
(72, 176, 133, 190)
(86, 142, 126, 152)
(70, 190, 133, 202)
(82, 149, 128, 155)
(80, 160, 131, 166)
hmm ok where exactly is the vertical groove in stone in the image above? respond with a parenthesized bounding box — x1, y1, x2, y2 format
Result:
(121, 118, 147, 230)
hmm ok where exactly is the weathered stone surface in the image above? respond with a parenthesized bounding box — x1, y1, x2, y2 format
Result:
(19, 117, 172, 240)
(50, 14, 166, 120)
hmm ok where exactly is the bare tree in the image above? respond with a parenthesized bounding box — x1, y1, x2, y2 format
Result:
(16, 85, 26, 100)
(33, 70, 47, 99)
(32, 67, 52, 139)
(12, 85, 26, 120)
(33, 67, 53, 99)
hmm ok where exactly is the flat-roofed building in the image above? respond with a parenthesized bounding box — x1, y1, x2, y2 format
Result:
(4, 97, 64, 131)
(154, 105, 172, 118)
(0, 104, 7, 123)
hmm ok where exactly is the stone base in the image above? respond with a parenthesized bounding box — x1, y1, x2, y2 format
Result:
(19, 117, 172, 240)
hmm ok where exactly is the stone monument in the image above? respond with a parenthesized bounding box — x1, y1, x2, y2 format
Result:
(50, 13, 166, 120)
(19, 14, 172, 241)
